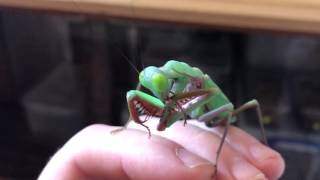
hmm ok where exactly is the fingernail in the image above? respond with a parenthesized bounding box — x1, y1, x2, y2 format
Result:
(250, 143, 274, 161)
(176, 148, 213, 168)
(252, 173, 268, 180)
(232, 158, 267, 180)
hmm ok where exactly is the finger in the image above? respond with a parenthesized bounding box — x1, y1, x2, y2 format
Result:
(200, 124, 285, 180)
(128, 119, 268, 180)
(38, 124, 215, 180)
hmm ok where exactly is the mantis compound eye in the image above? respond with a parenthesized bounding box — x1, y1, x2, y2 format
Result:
(151, 73, 169, 95)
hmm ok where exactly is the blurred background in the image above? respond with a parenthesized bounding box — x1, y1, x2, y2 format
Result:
(0, 3, 320, 180)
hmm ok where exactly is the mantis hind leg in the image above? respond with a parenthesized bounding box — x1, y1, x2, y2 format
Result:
(233, 99, 268, 145)
(197, 103, 234, 179)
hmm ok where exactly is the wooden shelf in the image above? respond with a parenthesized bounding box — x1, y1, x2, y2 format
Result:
(0, 0, 320, 34)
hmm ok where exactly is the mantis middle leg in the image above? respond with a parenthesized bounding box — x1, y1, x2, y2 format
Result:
(233, 99, 268, 145)
(200, 99, 268, 145)
(197, 103, 234, 179)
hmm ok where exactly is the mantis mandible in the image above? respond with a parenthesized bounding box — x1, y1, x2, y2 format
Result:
(118, 60, 267, 177)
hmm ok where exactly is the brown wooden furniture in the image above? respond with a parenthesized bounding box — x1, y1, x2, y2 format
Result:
(0, 0, 319, 34)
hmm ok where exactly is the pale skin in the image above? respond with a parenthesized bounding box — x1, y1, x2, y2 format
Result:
(39, 118, 285, 180)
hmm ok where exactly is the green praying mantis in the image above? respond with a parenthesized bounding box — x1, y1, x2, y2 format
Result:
(117, 60, 267, 177)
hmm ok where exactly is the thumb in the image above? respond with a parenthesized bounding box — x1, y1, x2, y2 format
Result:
(38, 124, 215, 180)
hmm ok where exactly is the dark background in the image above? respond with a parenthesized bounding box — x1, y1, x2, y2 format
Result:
(0, 9, 319, 180)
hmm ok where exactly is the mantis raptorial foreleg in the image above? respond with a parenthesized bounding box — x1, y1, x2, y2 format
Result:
(157, 88, 219, 130)
(111, 83, 161, 137)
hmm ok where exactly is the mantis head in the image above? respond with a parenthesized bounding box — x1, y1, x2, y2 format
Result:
(139, 66, 170, 101)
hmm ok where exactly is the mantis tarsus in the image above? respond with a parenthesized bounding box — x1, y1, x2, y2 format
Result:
(117, 60, 267, 177)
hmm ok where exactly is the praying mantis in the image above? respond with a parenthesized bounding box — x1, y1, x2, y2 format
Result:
(119, 60, 267, 177)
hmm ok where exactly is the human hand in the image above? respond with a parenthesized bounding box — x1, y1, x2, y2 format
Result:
(38, 118, 284, 180)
